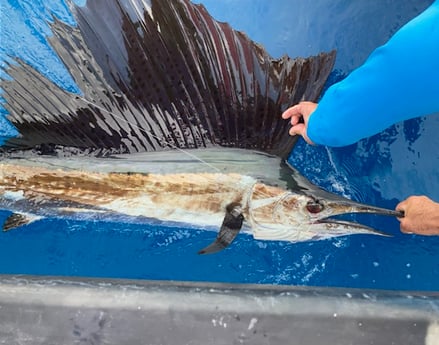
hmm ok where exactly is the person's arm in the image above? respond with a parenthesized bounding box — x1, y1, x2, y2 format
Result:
(283, 1, 439, 147)
(396, 196, 439, 235)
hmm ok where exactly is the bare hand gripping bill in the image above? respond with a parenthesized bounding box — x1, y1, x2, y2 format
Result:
(307, 0, 439, 147)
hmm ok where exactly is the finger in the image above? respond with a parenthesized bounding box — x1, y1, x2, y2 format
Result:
(396, 200, 407, 212)
(400, 221, 414, 234)
(282, 105, 302, 119)
(289, 125, 313, 143)
(289, 123, 305, 137)
(290, 115, 302, 126)
(289, 125, 315, 145)
(395, 203, 406, 222)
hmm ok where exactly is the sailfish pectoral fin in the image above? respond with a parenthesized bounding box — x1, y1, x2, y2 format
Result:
(198, 203, 244, 255)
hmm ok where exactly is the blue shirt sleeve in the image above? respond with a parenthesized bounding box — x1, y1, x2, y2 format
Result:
(307, 0, 439, 147)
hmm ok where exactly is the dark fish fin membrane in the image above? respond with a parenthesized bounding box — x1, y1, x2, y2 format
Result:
(1, 0, 336, 158)
(2, 212, 37, 231)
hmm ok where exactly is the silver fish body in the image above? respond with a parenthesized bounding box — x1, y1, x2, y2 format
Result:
(0, 149, 401, 252)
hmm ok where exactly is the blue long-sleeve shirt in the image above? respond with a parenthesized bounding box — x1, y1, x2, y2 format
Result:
(307, 0, 439, 147)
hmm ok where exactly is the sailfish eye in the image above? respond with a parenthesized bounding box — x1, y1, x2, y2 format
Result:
(306, 200, 324, 214)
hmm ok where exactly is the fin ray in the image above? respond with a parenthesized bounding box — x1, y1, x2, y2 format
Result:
(1, 0, 336, 158)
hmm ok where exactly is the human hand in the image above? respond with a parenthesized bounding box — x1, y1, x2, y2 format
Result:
(396, 196, 439, 235)
(281, 101, 317, 145)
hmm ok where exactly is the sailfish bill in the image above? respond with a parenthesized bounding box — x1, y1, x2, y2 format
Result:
(0, 0, 401, 253)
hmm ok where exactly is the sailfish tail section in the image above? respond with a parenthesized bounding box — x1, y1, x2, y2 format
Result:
(1, 0, 336, 157)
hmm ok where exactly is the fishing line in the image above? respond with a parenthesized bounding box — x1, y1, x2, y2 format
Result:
(77, 96, 222, 173)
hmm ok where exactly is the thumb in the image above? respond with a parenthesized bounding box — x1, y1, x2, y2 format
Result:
(289, 123, 314, 145)
(289, 123, 306, 137)
(395, 201, 406, 222)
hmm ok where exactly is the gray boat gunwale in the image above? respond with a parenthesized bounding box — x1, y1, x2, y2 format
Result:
(0, 274, 438, 345)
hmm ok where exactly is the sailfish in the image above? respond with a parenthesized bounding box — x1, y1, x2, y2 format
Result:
(0, 0, 401, 254)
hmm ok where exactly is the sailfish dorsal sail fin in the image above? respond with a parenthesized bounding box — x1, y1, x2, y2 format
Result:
(1, 0, 335, 158)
